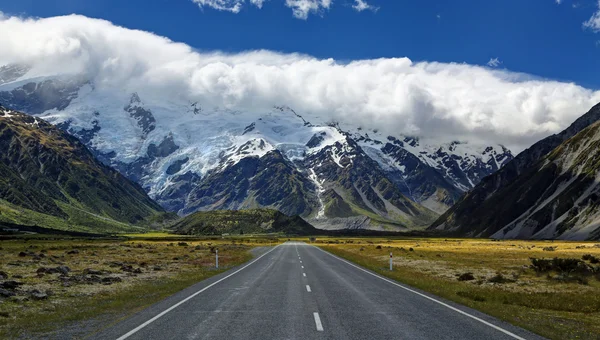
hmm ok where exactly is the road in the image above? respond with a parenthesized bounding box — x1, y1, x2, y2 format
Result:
(94, 242, 544, 340)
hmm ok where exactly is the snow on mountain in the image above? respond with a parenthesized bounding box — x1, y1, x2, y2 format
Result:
(0, 71, 514, 229)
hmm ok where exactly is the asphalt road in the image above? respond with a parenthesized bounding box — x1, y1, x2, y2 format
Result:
(93, 242, 545, 340)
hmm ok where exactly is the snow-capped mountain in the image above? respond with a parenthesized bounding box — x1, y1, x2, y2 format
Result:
(0, 68, 513, 230)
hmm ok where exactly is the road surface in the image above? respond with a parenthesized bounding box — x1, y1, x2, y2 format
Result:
(94, 242, 544, 340)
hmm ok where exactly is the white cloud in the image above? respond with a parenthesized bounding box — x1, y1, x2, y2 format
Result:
(584, 0, 600, 32)
(487, 57, 502, 67)
(285, 0, 332, 19)
(192, 0, 244, 13)
(556, 0, 562, 4)
(191, 0, 333, 19)
(0, 14, 599, 152)
(353, 0, 379, 13)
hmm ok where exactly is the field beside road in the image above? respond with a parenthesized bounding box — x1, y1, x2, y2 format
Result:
(316, 237, 600, 340)
(0, 236, 276, 338)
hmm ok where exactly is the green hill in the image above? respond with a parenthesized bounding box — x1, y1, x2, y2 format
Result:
(0, 105, 164, 233)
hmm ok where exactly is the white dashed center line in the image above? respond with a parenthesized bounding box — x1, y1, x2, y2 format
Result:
(303, 273, 306, 277)
(301, 266, 304, 269)
(306, 285, 311, 292)
(313, 312, 324, 331)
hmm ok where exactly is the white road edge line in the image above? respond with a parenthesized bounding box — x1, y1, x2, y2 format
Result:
(115, 245, 281, 340)
(313, 312, 324, 331)
(315, 246, 527, 340)
(306, 285, 312, 292)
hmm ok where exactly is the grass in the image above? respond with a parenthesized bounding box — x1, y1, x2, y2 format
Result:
(0, 236, 280, 338)
(313, 237, 600, 340)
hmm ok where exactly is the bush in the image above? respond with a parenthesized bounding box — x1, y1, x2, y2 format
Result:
(582, 254, 599, 264)
(542, 246, 556, 252)
(375, 245, 382, 249)
(457, 272, 475, 281)
(488, 273, 515, 284)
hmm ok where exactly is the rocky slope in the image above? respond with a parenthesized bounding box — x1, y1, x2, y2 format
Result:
(0, 70, 513, 230)
(430, 103, 600, 240)
(0, 105, 164, 230)
(171, 208, 317, 235)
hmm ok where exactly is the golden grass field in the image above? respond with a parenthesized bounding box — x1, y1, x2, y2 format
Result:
(315, 237, 600, 340)
(0, 236, 279, 338)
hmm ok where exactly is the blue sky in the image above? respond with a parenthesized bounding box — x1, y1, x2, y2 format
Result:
(1, 0, 599, 88)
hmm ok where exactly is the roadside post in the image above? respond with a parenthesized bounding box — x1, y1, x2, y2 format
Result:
(390, 252, 393, 271)
(216, 248, 219, 269)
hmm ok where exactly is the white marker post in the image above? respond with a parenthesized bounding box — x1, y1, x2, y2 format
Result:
(389, 252, 393, 271)
(216, 248, 219, 269)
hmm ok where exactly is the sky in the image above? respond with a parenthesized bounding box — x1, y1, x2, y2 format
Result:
(1, 0, 600, 151)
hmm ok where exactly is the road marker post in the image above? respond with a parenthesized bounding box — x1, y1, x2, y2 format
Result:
(216, 248, 219, 269)
(390, 252, 393, 271)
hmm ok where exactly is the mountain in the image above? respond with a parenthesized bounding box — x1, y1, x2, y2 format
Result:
(0, 105, 164, 232)
(0, 70, 513, 230)
(431, 103, 600, 240)
(171, 208, 317, 235)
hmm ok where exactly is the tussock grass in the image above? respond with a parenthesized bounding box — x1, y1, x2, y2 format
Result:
(314, 237, 600, 340)
(0, 237, 274, 338)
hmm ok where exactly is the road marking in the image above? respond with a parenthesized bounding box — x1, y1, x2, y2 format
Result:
(300, 261, 302, 263)
(315, 247, 527, 340)
(313, 312, 324, 331)
(301, 265, 304, 269)
(303, 273, 306, 277)
(115, 245, 281, 340)
(306, 285, 311, 292)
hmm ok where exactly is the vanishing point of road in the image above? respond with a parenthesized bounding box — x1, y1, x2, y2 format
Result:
(94, 242, 544, 340)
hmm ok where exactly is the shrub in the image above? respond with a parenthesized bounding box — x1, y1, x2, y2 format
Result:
(542, 246, 556, 252)
(375, 245, 382, 249)
(457, 272, 475, 281)
(488, 273, 515, 284)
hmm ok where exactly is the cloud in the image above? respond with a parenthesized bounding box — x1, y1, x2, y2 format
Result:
(487, 57, 502, 67)
(352, 0, 379, 13)
(191, 0, 245, 13)
(0, 14, 599, 152)
(584, 0, 600, 32)
(285, 0, 332, 19)
(191, 0, 335, 19)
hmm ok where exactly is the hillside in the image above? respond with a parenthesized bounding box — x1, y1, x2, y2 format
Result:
(171, 209, 318, 235)
(430, 103, 600, 240)
(0, 105, 164, 232)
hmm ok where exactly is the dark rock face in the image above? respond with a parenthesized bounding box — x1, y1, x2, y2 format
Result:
(184, 151, 318, 217)
(166, 157, 189, 175)
(125, 93, 156, 138)
(379, 142, 460, 211)
(148, 135, 179, 158)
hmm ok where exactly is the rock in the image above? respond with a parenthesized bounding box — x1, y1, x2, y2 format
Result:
(66, 249, 79, 255)
(101, 276, 122, 285)
(120, 265, 134, 273)
(56, 266, 71, 275)
(18, 252, 27, 257)
(458, 273, 475, 281)
(29, 289, 48, 300)
(0, 281, 23, 290)
(0, 288, 15, 297)
(0, 271, 8, 279)
(83, 268, 103, 276)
